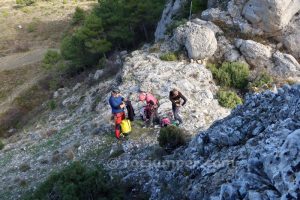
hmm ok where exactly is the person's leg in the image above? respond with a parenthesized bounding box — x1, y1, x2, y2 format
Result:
(115, 124, 121, 139)
(172, 106, 176, 121)
(114, 112, 124, 139)
(174, 106, 183, 124)
(154, 108, 159, 125)
(147, 110, 154, 127)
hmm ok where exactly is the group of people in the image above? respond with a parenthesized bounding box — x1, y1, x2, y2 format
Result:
(109, 88, 187, 140)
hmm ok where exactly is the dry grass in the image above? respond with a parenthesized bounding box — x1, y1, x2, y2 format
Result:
(0, 0, 97, 137)
(212, 20, 277, 45)
(0, 63, 42, 102)
(0, 0, 97, 55)
(0, 82, 51, 137)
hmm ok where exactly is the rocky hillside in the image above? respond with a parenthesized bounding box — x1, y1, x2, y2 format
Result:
(0, 43, 230, 198)
(0, 0, 300, 199)
(118, 83, 300, 200)
(157, 0, 300, 80)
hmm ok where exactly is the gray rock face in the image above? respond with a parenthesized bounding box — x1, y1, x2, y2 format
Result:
(118, 48, 229, 132)
(120, 84, 300, 200)
(236, 39, 300, 78)
(283, 32, 300, 59)
(215, 35, 242, 62)
(273, 51, 300, 77)
(236, 39, 273, 69)
(155, 0, 186, 41)
(203, 0, 300, 60)
(242, 0, 300, 33)
(174, 21, 218, 59)
(93, 70, 104, 80)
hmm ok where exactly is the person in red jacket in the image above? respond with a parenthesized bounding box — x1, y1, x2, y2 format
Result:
(169, 88, 187, 124)
(109, 88, 126, 140)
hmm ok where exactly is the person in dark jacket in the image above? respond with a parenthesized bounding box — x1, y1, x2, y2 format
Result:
(125, 93, 135, 121)
(169, 88, 187, 124)
(109, 88, 126, 140)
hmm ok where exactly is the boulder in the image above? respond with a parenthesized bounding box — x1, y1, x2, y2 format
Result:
(174, 21, 218, 59)
(236, 39, 273, 69)
(242, 0, 300, 33)
(272, 51, 300, 77)
(214, 35, 242, 62)
(283, 32, 300, 59)
(93, 70, 104, 80)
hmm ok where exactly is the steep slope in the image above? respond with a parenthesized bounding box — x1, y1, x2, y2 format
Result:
(0, 47, 229, 199)
(118, 48, 229, 132)
(1, 0, 300, 199)
(118, 84, 300, 200)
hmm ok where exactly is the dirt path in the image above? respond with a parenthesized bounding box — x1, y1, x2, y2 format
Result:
(0, 48, 48, 72)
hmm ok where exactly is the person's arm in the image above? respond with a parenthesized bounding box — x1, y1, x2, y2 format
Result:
(180, 92, 187, 106)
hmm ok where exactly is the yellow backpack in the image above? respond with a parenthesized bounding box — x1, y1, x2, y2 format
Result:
(120, 119, 131, 134)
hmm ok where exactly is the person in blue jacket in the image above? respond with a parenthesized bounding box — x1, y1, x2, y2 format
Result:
(109, 88, 126, 140)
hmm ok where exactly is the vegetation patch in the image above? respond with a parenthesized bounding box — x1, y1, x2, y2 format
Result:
(19, 163, 31, 172)
(42, 50, 62, 70)
(47, 99, 57, 110)
(61, 0, 166, 71)
(160, 52, 178, 61)
(27, 19, 40, 33)
(250, 72, 273, 88)
(72, 7, 86, 25)
(0, 139, 4, 150)
(217, 89, 242, 109)
(208, 62, 250, 89)
(23, 162, 125, 200)
(16, 0, 35, 6)
(158, 126, 187, 151)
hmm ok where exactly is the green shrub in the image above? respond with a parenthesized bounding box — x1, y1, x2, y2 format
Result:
(61, 13, 112, 69)
(217, 89, 243, 109)
(216, 68, 232, 87)
(27, 21, 38, 33)
(158, 126, 186, 150)
(223, 62, 249, 89)
(251, 72, 273, 88)
(48, 100, 57, 110)
(209, 62, 250, 89)
(72, 7, 86, 25)
(160, 52, 178, 61)
(42, 50, 61, 70)
(16, 0, 35, 6)
(19, 163, 31, 172)
(207, 63, 219, 77)
(23, 162, 125, 200)
(0, 140, 4, 150)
